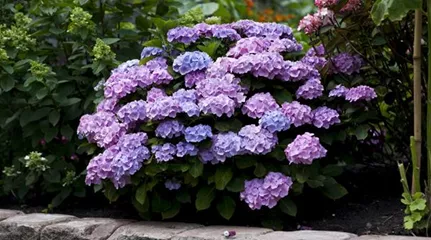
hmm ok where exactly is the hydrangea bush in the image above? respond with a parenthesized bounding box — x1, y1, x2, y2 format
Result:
(78, 18, 377, 225)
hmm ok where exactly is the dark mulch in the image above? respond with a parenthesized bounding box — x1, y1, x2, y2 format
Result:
(0, 163, 411, 236)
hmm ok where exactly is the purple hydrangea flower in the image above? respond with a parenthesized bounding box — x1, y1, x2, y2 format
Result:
(146, 96, 182, 120)
(238, 125, 277, 155)
(281, 101, 313, 127)
(242, 93, 279, 119)
(85, 133, 150, 189)
(173, 51, 213, 75)
(117, 100, 147, 125)
(195, 73, 245, 105)
(181, 102, 200, 117)
(141, 47, 164, 59)
(152, 143, 176, 162)
(112, 59, 140, 74)
(227, 37, 271, 58)
(167, 27, 200, 44)
(240, 172, 292, 210)
(212, 26, 241, 41)
(329, 84, 349, 97)
(155, 120, 184, 139)
(311, 106, 340, 129)
(301, 55, 327, 69)
(172, 88, 197, 103)
(345, 85, 377, 102)
(296, 78, 324, 100)
(146, 87, 167, 102)
(199, 95, 236, 117)
(284, 132, 327, 164)
(176, 142, 198, 157)
(184, 124, 213, 143)
(78, 111, 127, 148)
(281, 61, 319, 82)
(306, 45, 325, 57)
(207, 57, 235, 78)
(185, 71, 206, 88)
(268, 38, 303, 53)
(96, 98, 118, 113)
(194, 23, 214, 37)
(210, 132, 242, 163)
(198, 149, 216, 164)
(331, 53, 363, 75)
(104, 74, 138, 100)
(259, 110, 291, 133)
(165, 179, 181, 190)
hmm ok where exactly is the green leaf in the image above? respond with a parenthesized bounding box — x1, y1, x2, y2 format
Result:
(354, 125, 369, 140)
(279, 198, 297, 217)
(20, 108, 51, 127)
(273, 89, 293, 104)
(235, 157, 257, 169)
(176, 190, 191, 203)
(410, 198, 427, 211)
(162, 201, 181, 219)
(196, 3, 219, 15)
(371, 0, 422, 25)
(197, 41, 221, 58)
(135, 184, 147, 204)
(152, 193, 171, 212)
(226, 177, 245, 192)
(320, 178, 348, 200)
(322, 164, 344, 177)
(102, 38, 120, 45)
(36, 87, 49, 100)
(189, 160, 204, 178)
(261, 217, 284, 230)
(25, 172, 38, 186)
(61, 125, 74, 139)
(215, 165, 233, 190)
(104, 182, 120, 203)
(214, 119, 242, 132)
(195, 186, 216, 211)
(60, 98, 81, 106)
(1, 76, 15, 92)
(254, 163, 267, 177)
(51, 188, 72, 208)
(49, 110, 60, 126)
(44, 127, 58, 142)
(2, 65, 14, 74)
(216, 196, 236, 220)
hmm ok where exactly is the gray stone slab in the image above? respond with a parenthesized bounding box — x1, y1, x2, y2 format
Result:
(107, 222, 203, 240)
(173, 225, 272, 240)
(352, 236, 430, 240)
(258, 230, 357, 240)
(0, 209, 24, 221)
(0, 213, 76, 240)
(41, 218, 132, 240)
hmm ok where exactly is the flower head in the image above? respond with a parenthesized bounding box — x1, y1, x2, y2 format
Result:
(345, 85, 377, 102)
(311, 106, 340, 129)
(285, 132, 327, 164)
(242, 93, 279, 119)
(173, 51, 213, 75)
(259, 110, 291, 133)
(281, 101, 313, 127)
(155, 120, 184, 139)
(184, 124, 213, 143)
(239, 125, 277, 155)
(152, 143, 177, 162)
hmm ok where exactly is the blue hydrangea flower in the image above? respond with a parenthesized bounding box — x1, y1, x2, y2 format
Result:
(210, 132, 242, 163)
(165, 179, 181, 190)
(152, 143, 176, 162)
(184, 124, 213, 143)
(173, 51, 213, 75)
(155, 120, 184, 139)
(259, 110, 291, 133)
(140, 47, 164, 59)
(176, 142, 198, 157)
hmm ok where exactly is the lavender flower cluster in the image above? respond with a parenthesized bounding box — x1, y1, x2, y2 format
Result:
(78, 20, 377, 212)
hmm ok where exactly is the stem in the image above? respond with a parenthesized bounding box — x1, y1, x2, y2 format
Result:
(411, 136, 421, 193)
(412, 9, 423, 194)
(427, 0, 431, 207)
(399, 162, 412, 199)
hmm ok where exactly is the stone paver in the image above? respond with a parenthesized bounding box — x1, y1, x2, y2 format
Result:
(0, 209, 23, 221)
(0, 213, 75, 240)
(173, 225, 272, 240)
(40, 218, 132, 240)
(107, 222, 203, 240)
(352, 236, 430, 240)
(257, 230, 357, 240)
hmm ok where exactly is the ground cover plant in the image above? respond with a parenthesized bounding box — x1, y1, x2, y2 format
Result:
(77, 15, 378, 227)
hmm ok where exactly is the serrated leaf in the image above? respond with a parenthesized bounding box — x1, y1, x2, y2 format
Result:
(189, 160, 204, 178)
(320, 178, 348, 200)
(102, 38, 120, 45)
(49, 110, 60, 126)
(216, 196, 236, 220)
(36, 87, 48, 99)
(135, 184, 147, 204)
(195, 186, 216, 211)
(2, 65, 14, 74)
(322, 164, 344, 177)
(355, 125, 369, 140)
(104, 182, 120, 203)
(371, 0, 422, 25)
(226, 177, 245, 192)
(215, 165, 233, 190)
(279, 198, 297, 217)
(1, 76, 15, 92)
(235, 157, 257, 169)
(254, 163, 267, 177)
(162, 201, 180, 219)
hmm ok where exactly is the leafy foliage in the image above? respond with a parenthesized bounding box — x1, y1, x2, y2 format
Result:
(0, 0, 180, 207)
